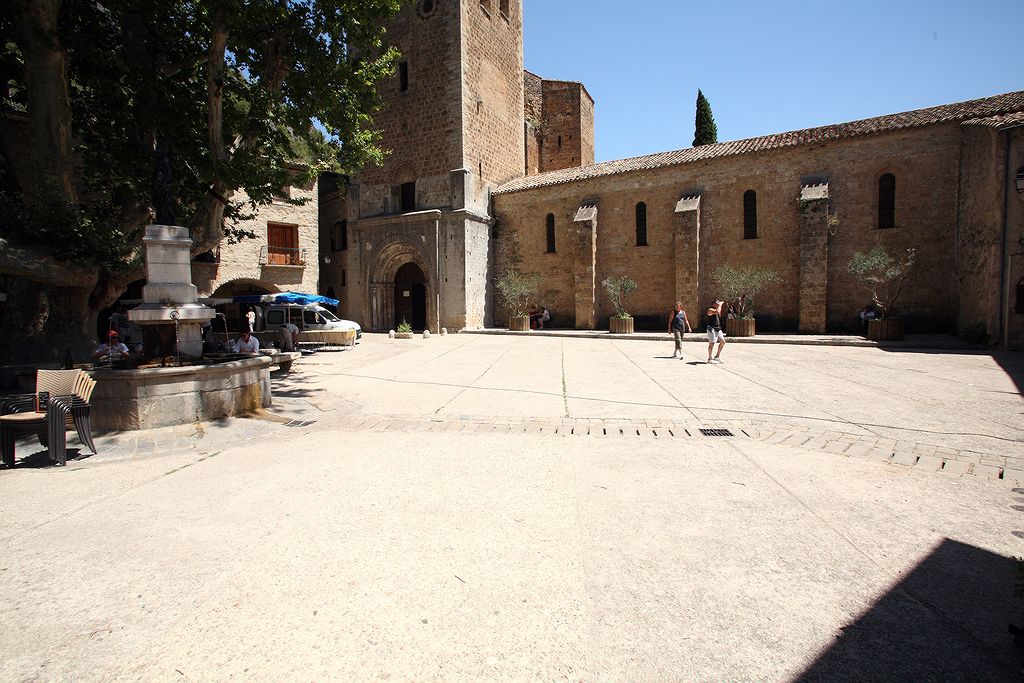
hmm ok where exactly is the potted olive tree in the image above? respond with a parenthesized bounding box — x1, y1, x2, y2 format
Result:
(710, 264, 779, 337)
(848, 244, 916, 341)
(496, 269, 541, 331)
(602, 275, 637, 334)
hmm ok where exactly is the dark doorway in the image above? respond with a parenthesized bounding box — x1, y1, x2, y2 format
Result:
(394, 262, 426, 330)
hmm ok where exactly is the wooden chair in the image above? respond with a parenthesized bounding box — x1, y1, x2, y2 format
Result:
(0, 369, 98, 467)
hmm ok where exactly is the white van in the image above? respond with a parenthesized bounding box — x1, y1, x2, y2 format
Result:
(259, 303, 361, 340)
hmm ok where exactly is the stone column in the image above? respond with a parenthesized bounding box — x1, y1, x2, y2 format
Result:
(673, 193, 701, 317)
(798, 182, 831, 333)
(572, 200, 598, 329)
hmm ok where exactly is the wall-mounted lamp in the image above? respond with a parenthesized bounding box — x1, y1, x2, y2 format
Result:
(323, 256, 331, 264)
(1015, 167, 1024, 195)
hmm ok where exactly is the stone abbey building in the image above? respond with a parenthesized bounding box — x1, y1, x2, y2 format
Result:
(319, 0, 1024, 348)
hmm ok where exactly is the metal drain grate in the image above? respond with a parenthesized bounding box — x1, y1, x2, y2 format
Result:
(284, 420, 316, 428)
(699, 428, 734, 437)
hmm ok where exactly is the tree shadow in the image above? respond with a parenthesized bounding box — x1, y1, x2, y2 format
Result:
(796, 538, 1022, 680)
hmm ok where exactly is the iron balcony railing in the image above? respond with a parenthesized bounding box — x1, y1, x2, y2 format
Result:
(259, 245, 306, 267)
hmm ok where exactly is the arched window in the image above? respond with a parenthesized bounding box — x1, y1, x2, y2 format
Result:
(545, 213, 556, 253)
(635, 202, 648, 246)
(878, 173, 896, 229)
(743, 190, 757, 239)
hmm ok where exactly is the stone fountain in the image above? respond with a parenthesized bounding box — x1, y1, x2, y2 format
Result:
(128, 224, 215, 356)
(90, 224, 274, 431)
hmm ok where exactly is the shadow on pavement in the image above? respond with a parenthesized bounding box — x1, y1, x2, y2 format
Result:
(877, 346, 1023, 396)
(796, 538, 1022, 680)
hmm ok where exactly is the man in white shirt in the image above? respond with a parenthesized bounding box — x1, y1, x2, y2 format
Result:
(233, 331, 260, 354)
(246, 307, 256, 333)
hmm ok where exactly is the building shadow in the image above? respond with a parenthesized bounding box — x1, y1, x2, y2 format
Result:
(796, 538, 1022, 681)
(876, 343, 1024, 396)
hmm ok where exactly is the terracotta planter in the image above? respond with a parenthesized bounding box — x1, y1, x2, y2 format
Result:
(609, 316, 634, 334)
(508, 316, 530, 331)
(725, 318, 756, 337)
(395, 332, 415, 339)
(867, 318, 904, 341)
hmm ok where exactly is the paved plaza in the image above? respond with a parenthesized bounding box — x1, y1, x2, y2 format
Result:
(1, 333, 1023, 679)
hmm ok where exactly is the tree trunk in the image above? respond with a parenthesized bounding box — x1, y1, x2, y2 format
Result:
(0, 276, 97, 364)
(11, 0, 76, 206)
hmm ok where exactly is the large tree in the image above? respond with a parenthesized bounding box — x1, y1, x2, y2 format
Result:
(692, 88, 718, 147)
(0, 0, 399, 363)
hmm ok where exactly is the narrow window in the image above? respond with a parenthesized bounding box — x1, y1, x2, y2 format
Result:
(635, 202, 648, 246)
(398, 61, 409, 92)
(743, 190, 757, 239)
(267, 223, 299, 265)
(878, 173, 896, 229)
(400, 181, 415, 212)
(480, 0, 491, 12)
(341, 269, 347, 288)
(499, 0, 509, 16)
(545, 213, 556, 253)
(557, 135, 562, 148)
(331, 220, 348, 252)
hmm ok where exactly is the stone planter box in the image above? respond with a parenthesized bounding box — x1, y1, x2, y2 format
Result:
(609, 316, 634, 334)
(725, 318, 756, 337)
(395, 332, 415, 339)
(867, 318, 904, 341)
(509, 316, 530, 331)
(90, 356, 273, 431)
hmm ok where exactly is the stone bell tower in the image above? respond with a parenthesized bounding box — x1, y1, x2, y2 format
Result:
(336, 0, 525, 331)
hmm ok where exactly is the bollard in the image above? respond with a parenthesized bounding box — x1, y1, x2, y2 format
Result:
(388, 329, 395, 338)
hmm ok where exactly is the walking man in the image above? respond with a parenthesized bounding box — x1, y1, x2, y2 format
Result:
(706, 300, 726, 364)
(668, 302, 691, 359)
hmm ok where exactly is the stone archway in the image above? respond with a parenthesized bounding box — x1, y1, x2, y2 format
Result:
(367, 238, 435, 332)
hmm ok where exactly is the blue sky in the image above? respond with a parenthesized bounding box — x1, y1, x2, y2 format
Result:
(523, 0, 1023, 163)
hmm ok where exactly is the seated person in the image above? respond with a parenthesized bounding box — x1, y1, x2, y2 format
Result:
(538, 306, 550, 329)
(94, 330, 130, 361)
(528, 305, 542, 330)
(233, 330, 260, 354)
(859, 304, 876, 331)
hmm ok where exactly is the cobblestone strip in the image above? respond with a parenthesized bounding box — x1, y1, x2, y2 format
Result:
(327, 413, 1020, 486)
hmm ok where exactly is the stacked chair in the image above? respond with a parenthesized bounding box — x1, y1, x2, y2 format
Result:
(0, 369, 98, 467)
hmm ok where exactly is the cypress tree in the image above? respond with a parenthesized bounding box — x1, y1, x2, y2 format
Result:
(693, 89, 719, 147)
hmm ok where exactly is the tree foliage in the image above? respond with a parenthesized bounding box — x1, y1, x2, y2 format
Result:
(692, 88, 718, 147)
(848, 244, 916, 319)
(711, 264, 779, 319)
(601, 275, 637, 319)
(0, 0, 400, 361)
(495, 270, 541, 319)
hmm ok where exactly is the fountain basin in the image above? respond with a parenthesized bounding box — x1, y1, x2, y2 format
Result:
(90, 356, 273, 431)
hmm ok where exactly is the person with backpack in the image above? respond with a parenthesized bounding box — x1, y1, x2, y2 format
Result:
(668, 302, 692, 359)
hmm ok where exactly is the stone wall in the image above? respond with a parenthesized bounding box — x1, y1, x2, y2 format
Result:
(493, 123, 965, 332)
(355, 0, 462, 214)
(193, 178, 319, 298)
(1002, 127, 1024, 349)
(461, 0, 525, 214)
(539, 80, 591, 172)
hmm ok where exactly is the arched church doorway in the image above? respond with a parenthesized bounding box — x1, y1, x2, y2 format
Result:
(394, 262, 426, 331)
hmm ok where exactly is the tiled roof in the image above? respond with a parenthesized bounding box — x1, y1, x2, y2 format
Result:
(962, 111, 1024, 128)
(494, 90, 1024, 195)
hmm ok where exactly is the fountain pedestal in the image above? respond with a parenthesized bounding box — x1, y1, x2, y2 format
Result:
(128, 225, 214, 356)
